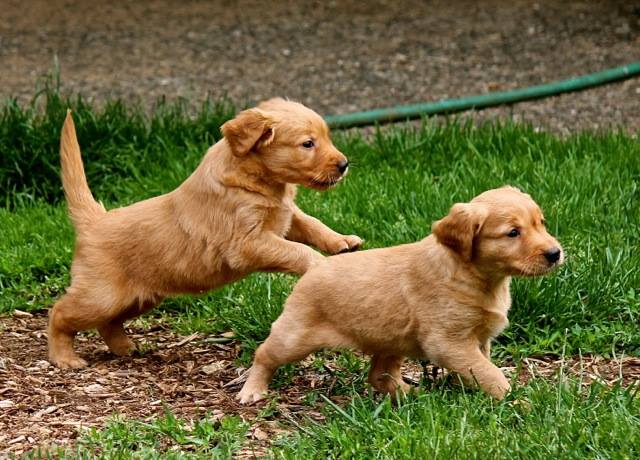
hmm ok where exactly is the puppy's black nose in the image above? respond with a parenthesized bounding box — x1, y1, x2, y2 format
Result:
(337, 160, 349, 174)
(544, 247, 562, 264)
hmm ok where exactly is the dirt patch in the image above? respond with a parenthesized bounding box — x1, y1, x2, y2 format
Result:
(1, 0, 639, 133)
(1, 312, 639, 456)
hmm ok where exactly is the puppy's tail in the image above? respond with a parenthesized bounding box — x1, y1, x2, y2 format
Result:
(60, 111, 105, 229)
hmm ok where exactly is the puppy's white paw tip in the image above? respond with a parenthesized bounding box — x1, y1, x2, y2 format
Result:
(237, 388, 267, 405)
(236, 388, 267, 404)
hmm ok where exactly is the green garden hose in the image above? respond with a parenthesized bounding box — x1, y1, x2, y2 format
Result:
(325, 61, 640, 129)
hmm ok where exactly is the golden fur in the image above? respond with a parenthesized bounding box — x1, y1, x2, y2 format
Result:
(48, 98, 362, 369)
(238, 186, 564, 403)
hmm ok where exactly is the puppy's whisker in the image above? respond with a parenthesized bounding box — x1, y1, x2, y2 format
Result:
(309, 169, 340, 188)
(518, 253, 539, 276)
(312, 171, 327, 183)
(523, 253, 548, 275)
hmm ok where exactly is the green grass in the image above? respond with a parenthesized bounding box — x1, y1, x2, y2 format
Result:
(0, 76, 234, 208)
(2, 112, 638, 357)
(25, 411, 248, 459)
(272, 381, 640, 459)
(2, 90, 639, 458)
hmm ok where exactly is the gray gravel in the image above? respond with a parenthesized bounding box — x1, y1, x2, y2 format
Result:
(1, 0, 639, 133)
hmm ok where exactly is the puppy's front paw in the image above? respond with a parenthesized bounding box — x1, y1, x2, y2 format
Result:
(397, 381, 413, 395)
(237, 384, 268, 405)
(329, 234, 363, 254)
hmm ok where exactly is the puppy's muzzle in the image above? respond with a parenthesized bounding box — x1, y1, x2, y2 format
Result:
(337, 159, 349, 174)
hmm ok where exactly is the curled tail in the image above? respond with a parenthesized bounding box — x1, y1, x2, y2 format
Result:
(60, 111, 105, 229)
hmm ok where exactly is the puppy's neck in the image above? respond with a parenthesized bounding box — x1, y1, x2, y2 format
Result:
(474, 270, 511, 294)
(458, 261, 512, 314)
(190, 140, 288, 200)
(430, 239, 511, 295)
(223, 142, 289, 199)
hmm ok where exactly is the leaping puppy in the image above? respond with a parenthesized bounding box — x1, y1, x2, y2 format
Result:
(48, 98, 362, 369)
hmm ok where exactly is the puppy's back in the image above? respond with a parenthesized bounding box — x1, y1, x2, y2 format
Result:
(284, 239, 442, 356)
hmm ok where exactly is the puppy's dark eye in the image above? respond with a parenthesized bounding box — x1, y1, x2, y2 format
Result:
(507, 228, 520, 238)
(541, 219, 546, 226)
(302, 140, 315, 149)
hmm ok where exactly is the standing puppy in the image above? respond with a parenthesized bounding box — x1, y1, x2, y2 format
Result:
(238, 186, 563, 403)
(49, 98, 362, 369)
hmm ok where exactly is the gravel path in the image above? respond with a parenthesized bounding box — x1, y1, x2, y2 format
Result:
(1, 0, 639, 133)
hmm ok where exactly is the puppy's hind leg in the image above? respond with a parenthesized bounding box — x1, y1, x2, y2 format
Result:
(238, 331, 310, 404)
(97, 297, 160, 357)
(48, 293, 101, 369)
(368, 354, 411, 397)
(238, 316, 336, 404)
(98, 320, 135, 356)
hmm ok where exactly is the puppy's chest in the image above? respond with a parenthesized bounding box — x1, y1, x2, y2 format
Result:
(262, 201, 294, 236)
(477, 310, 509, 341)
(475, 291, 511, 342)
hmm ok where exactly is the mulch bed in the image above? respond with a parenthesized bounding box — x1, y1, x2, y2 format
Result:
(1, 311, 639, 456)
(0, 312, 287, 457)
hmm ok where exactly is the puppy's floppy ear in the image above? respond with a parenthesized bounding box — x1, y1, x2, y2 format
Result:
(432, 202, 488, 260)
(220, 108, 275, 156)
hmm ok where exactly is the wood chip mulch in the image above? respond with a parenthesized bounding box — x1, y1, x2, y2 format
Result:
(1, 311, 638, 456)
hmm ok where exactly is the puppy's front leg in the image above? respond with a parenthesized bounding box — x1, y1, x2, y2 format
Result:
(240, 232, 325, 276)
(439, 344, 510, 399)
(480, 340, 491, 359)
(287, 206, 362, 255)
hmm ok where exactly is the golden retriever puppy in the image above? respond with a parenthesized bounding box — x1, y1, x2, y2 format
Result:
(238, 186, 563, 403)
(48, 98, 362, 369)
